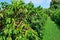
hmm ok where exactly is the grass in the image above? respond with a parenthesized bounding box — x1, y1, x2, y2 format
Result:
(43, 17, 60, 40)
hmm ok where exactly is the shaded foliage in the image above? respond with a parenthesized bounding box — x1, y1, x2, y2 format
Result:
(47, 0, 60, 26)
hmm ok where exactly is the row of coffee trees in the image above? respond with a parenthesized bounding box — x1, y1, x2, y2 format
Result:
(0, 0, 60, 40)
(0, 0, 47, 40)
(48, 0, 60, 25)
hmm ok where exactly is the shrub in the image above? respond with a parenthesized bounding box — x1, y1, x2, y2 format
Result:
(0, 0, 47, 40)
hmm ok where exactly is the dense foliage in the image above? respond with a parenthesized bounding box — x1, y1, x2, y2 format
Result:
(48, 0, 60, 25)
(0, 0, 47, 40)
(0, 0, 60, 40)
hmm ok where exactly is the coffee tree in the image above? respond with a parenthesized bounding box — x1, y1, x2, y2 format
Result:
(0, 0, 47, 40)
(49, 0, 60, 25)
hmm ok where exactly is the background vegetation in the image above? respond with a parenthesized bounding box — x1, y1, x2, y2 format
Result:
(0, 0, 60, 40)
